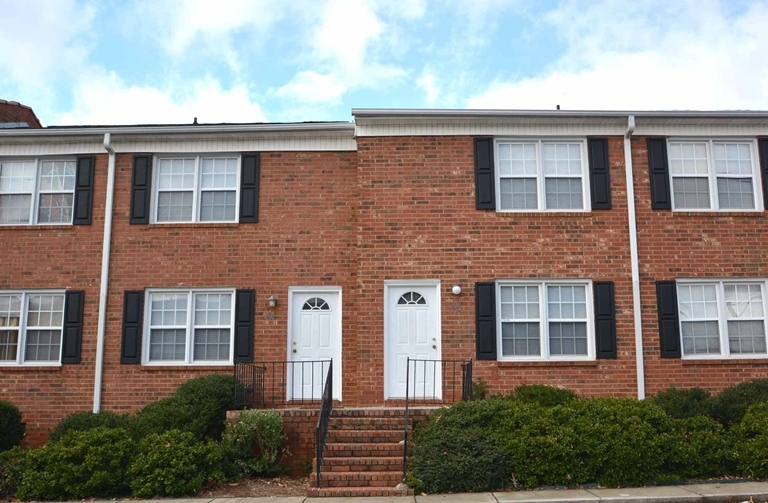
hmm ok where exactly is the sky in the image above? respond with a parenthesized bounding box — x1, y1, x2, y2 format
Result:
(1, 0, 768, 126)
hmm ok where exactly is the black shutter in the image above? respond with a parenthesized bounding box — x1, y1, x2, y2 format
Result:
(588, 138, 611, 209)
(72, 156, 95, 225)
(240, 154, 260, 223)
(656, 281, 681, 358)
(61, 291, 84, 364)
(130, 156, 152, 224)
(475, 282, 497, 360)
(648, 138, 672, 210)
(474, 138, 495, 210)
(593, 282, 617, 359)
(234, 289, 255, 362)
(121, 291, 144, 364)
(759, 139, 768, 210)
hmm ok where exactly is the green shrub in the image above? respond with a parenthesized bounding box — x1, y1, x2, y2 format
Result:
(651, 387, 712, 420)
(668, 415, 735, 479)
(128, 429, 223, 498)
(734, 402, 768, 479)
(513, 384, 578, 407)
(470, 378, 488, 400)
(711, 379, 768, 427)
(0, 401, 24, 452)
(16, 427, 135, 501)
(48, 411, 137, 442)
(135, 374, 235, 441)
(221, 409, 287, 478)
(0, 446, 27, 497)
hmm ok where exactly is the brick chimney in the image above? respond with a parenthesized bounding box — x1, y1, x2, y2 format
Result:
(0, 99, 42, 128)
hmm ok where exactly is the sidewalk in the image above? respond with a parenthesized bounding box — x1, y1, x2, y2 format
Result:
(102, 481, 768, 503)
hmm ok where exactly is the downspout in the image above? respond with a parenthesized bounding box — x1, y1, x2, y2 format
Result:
(93, 133, 116, 412)
(624, 116, 645, 399)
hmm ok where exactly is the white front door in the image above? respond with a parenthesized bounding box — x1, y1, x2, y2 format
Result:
(385, 281, 441, 399)
(288, 288, 342, 401)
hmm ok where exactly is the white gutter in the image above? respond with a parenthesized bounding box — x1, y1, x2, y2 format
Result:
(352, 108, 768, 119)
(623, 116, 645, 399)
(93, 133, 116, 413)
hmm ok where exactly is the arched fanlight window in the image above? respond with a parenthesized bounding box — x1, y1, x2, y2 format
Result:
(397, 292, 426, 305)
(302, 297, 330, 311)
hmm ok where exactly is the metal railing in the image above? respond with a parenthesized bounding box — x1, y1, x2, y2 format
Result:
(314, 361, 333, 488)
(234, 360, 332, 408)
(402, 358, 472, 482)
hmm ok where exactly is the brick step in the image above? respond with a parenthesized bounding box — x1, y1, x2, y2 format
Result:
(330, 408, 412, 418)
(323, 442, 403, 457)
(327, 428, 404, 443)
(310, 470, 403, 488)
(315, 456, 403, 472)
(307, 486, 413, 497)
(329, 416, 407, 430)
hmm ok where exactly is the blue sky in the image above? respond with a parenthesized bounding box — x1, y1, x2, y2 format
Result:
(2, 0, 768, 126)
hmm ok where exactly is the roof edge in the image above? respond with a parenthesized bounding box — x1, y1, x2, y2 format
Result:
(351, 108, 768, 119)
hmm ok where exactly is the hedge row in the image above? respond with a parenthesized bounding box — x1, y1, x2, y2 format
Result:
(0, 375, 287, 501)
(407, 381, 768, 494)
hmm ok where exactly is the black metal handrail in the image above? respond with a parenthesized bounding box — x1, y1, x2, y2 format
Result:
(402, 358, 472, 482)
(234, 360, 332, 408)
(315, 360, 333, 488)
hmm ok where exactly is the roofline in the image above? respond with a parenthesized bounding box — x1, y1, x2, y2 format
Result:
(351, 108, 768, 119)
(0, 121, 356, 137)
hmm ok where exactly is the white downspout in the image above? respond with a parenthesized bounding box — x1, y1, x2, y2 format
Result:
(624, 116, 645, 399)
(94, 133, 116, 412)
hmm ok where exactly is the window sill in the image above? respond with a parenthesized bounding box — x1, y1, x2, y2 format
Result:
(496, 360, 598, 368)
(493, 211, 593, 217)
(0, 364, 63, 372)
(681, 357, 768, 365)
(0, 224, 74, 230)
(670, 211, 765, 218)
(146, 222, 241, 229)
(139, 364, 233, 372)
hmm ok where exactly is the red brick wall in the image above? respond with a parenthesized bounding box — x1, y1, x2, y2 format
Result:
(0, 100, 42, 128)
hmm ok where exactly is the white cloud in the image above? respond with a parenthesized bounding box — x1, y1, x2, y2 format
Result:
(467, 0, 768, 111)
(417, 68, 440, 105)
(57, 71, 267, 125)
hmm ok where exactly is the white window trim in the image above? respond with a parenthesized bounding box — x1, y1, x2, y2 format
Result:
(678, 279, 768, 360)
(0, 290, 65, 367)
(150, 154, 241, 224)
(494, 138, 591, 212)
(668, 138, 763, 212)
(495, 279, 595, 361)
(142, 288, 236, 366)
(0, 157, 76, 226)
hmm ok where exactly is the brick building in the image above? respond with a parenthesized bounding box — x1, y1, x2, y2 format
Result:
(2, 104, 768, 447)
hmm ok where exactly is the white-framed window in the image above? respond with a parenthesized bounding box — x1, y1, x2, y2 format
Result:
(496, 280, 594, 361)
(495, 139, 589, 211)
(677, 280, 768, 359)
(153, 155, 240, 223)
(144, 289, 234, 365)
(0, 291, 65, 365)
(668, 140, 762, 211)
(0, 159, 76, 225)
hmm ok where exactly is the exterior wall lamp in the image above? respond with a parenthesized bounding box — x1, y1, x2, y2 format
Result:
(452, 285, 462, 295)
(268, 295, 277, 308)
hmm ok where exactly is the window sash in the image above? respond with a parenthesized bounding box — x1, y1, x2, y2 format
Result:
(678, 281, 768, 358)
(497, 281, 593, 360)
(145, 290, 234, 364)
(0, 291, 64, 365)
(0, 159, 75, 225)
(669, 140, 759, 211)
(152, 155, 240, 223)
(495, 140, 588, 211)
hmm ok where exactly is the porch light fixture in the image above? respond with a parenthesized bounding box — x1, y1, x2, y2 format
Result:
(452, 285, 462, 295)
(268, 295, 277, 308)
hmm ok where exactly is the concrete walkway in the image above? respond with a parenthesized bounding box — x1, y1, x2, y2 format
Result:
(100, 481, 768, 503)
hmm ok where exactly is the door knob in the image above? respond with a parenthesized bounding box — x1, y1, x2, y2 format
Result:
(432, 345, 436, 349)
(292, 349, 297, 353)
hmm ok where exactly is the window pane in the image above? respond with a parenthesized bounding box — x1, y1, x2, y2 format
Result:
(39, 161, 76, 191)
(0, 294, 22, 324)
(499, 178, 537, 210)
(549, 322, 588, 355)
(200, 158, 237, 189)
(156, 191, 193, 222)
(0, 161, 36, 192)
(501, 285, 538, 319)
(681, 321, 720, 355)
(27, 294, 64, 328)
(542, 143, 582, 176)
(501, 322, 540, 356)
(0, 194, 32, 224)
(0, 330, 19, 361)
(157, 158, 195, 190)
(544, 178, 583, 209)
(150, 293, 188, 326)
(672, 178, 710, 209)
(547, 285, 587, 319)
(678, 284, 718, 320)
(193, 328, 230, 361)
(713, 143, 752, 175)
(38, 193, 74, 223)
(199, 191, 236, 221)
(669, 142, 708, 175)
(717, 178, 754, 209)
(728, 321, 767, 354)
(149, 329, 186, 361)
(194, 293, 232, 326)
(24, 330, 61, 361)
(724, 284, 764, 318)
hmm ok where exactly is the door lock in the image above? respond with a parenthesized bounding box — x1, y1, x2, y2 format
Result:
(292, 349, 297, 353)
(432, 345, 436, 349)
